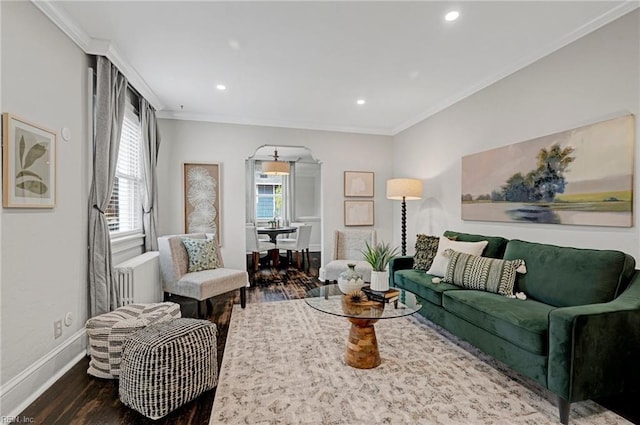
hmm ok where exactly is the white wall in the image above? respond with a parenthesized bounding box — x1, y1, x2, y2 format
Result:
(393, 10, 640, 258)
(157, 120, 394, 268)
(1, 1, 89, 415)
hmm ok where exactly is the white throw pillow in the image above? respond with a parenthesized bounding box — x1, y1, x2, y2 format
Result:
(426, 236, 489, 277)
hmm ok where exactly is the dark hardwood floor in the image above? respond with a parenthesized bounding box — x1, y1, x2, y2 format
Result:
(20, 252, 639, 424)
(20, 254, 324, 425)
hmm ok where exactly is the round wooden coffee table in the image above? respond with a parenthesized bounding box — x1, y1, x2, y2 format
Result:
(305, 284, 422, 369)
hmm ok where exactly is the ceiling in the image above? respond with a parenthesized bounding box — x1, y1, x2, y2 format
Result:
(38, 1, 637, 136)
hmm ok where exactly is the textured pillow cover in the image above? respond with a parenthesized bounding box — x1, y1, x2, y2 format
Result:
(443, 249, 526, 296)
(427, 236, 488, 277)
(182, 237, 220, 272)
(413, 234, 440, 270)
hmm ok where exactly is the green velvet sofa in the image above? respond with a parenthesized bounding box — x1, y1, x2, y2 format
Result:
(389, 230, 640, 424)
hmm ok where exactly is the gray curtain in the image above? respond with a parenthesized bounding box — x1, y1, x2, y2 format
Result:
(140, 98, 161, 251)
(88, 56, 127, 317)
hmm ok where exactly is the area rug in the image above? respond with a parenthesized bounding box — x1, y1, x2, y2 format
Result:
(210, 300, 630, 425)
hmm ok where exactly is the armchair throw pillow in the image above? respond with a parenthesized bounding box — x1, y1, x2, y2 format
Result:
(182, 237, 220, 272)
(443, 249, 526, 296)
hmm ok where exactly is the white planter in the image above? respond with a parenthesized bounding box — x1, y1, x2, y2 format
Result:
(370, 270, 389, 292)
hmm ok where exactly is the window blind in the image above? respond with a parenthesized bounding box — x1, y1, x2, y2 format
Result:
(106, 105, 142, 234)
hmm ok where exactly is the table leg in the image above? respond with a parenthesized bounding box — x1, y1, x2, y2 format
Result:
(345, 317, 381, 369)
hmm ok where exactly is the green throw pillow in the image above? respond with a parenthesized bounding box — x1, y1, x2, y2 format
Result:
(413, 234, 440, 271)
(182, 237, 220, 272)
(443, 249, 526, 296)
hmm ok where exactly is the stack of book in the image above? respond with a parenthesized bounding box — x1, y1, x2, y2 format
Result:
(362, 286, 400, 303)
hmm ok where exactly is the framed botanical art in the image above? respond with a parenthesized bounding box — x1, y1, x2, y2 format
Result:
(2, 113, 57, 208)
(183, 162, 221, 245)
(344, 200, 374, 226)
(344, 171, 374, 197)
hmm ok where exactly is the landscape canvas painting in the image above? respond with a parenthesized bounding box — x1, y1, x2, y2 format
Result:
(461, 114, 634, 227)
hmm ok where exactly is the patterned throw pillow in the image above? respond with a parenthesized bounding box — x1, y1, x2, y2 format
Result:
(413, 234, 440, 271)
(442, 249, 526, 296)
(182, 237, 220, 272)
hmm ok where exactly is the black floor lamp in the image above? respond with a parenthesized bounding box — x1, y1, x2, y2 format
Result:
(386, 178, 423, 256)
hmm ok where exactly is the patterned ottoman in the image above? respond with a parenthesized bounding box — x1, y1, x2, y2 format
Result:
(85, 302, 181, 379)
(119, 318, 218, 419)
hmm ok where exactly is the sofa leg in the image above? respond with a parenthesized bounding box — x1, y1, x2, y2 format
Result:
(240, 287, 247, 308)
(558, 397, 570, 425)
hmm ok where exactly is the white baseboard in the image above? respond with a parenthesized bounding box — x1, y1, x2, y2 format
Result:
(0, 329, 87, 419)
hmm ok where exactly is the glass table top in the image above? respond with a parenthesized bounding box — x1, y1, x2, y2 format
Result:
(305, 284, 422, 320)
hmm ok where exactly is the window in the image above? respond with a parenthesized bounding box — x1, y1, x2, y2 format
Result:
(106, 101, 142, 235)
(255, 172, 283, 220)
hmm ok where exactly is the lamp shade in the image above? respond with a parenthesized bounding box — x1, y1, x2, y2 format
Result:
(262, 148, 290, 175)
(386, 178, 423, 200)
(262, 160, 290, 175)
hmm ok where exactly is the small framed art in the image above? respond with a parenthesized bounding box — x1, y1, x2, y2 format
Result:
(344, 171, 374, 197)
(344, 200, 374, 226)
(2, 113, 57, 208)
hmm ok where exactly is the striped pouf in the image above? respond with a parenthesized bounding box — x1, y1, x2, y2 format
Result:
(118, 318, 218, 419)
(85, 302, 181, 379)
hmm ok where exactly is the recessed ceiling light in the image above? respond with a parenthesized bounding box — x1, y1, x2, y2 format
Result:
(216, 84, 227, 91)
(445, 10, 460, 22)
(356, 99, 366, 105)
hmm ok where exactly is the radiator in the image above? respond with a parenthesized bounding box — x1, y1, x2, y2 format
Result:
(114, 251, 161, 306)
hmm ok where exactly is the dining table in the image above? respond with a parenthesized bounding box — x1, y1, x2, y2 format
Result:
(256, 226, 297, 244)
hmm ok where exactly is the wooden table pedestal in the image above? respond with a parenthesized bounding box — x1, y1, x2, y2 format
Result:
(345, 317, 381, 369)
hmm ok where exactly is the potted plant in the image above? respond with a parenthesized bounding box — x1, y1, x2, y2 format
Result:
(361, 241, 400, 291)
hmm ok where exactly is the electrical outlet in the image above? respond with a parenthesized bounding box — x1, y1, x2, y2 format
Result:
(54, 320, 62, 339)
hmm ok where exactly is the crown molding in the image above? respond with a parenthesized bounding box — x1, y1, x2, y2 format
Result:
(31, 0, 164, 111)
(156, 110, 394, 136)
(392, 1, 640, 135)
(31, 0, 93, 51)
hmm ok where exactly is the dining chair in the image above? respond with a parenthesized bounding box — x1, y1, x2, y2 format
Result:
(277, 222, 304, 242)
(277, 224, 312, 271)
(246, 225, 277, 272)
(248, 222, 271, 241)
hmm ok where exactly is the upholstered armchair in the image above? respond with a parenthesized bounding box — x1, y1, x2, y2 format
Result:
(319, 230, 377, 283)
(158, 233, 248, 318)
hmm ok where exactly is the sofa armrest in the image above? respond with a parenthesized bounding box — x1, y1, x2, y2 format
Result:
(548, 274, 640, 402)
(389, 256, 414, 287)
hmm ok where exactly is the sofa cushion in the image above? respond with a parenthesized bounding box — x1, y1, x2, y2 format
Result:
(427, 236, 488, 277)
(444, 230, 508, 259)
(504, 239, 631, 307)
(443, 290, 554, 355)
(443, 249, 525, 296)
(394, 269, 463, 306)
(412, 234, 440, 271)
